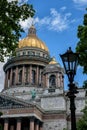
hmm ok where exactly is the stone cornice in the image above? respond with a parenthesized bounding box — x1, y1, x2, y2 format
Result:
(3, 55, 50, 71)
(0, 93, 34, 109)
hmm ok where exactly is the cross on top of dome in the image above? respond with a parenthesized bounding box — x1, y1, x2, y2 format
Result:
(28, 24, 36, 36)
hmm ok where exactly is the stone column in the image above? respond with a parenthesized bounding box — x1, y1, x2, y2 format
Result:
(45, 74, 47, 87)
(6, 71, 9, 88)
(39, 69, 42, 86)
(10, 68, 12, 87)
(10, 125, 14, 130)
(4, 119, 9, 130)
(22, 65, 25, 84)
(36, 66, 39, 85)
(46, 74, 49, 88)
(61, 74, 64, 88)
(27, 66, 29, 83)
(57, 72, 60, 87)
(58, 73, 61, 87)
(4, 71, 7, 89)
(15, 66, 18, 85)
(40, 122, 43, 130)
(42, 74, 45, 87)
(35, 120, 39, 130)
(44, 74, 46, 88)
(30, 117, 34, 130)
(16, 118, 21, 130)
(56, 73, 58, 88)
(60, 73, 62, 87)
(29, 65, 32, 84)
(25, 66, 29, 83)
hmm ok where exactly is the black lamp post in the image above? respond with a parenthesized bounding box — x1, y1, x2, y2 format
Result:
(60, 47, 79, 130)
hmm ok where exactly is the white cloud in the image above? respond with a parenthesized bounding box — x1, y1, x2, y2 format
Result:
(20, 8, 73, 32)
(60, 6, 67, 11)
(0, 62, 5, 92)
(49, 9, 69, 31)
(0, 58, 7, 92)
(7, 0, 17, 2)
(73, 0, 87, 5)
(36, 8, 72, 32)
(18, 0, 28, 5)
(7, 0, 28, 4)
(19, 17, 34, 31)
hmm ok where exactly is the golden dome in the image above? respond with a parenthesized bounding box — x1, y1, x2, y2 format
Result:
(18, 25, 49, 52)
(49, 57, 58, 64)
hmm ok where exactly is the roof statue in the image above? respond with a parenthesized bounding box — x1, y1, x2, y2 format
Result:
(31, 89, 36, 99)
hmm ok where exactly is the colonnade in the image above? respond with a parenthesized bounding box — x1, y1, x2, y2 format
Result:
(3, 117, 43, 130)
(4, 65, 43, 89)
(4, 65, 64, 89)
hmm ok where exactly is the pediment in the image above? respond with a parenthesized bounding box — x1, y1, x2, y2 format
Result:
(0, 93, 33, 109)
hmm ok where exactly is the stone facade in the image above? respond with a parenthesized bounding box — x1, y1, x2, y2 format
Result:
(0, 25, 87, 130)
(43, 119, 67, 130)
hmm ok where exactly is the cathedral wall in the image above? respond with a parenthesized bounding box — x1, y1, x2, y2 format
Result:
(75, 98, 86, 113)
(41, 95, 66, 111)
(66, 89, 86, 114)
(43, 119, 67, 130)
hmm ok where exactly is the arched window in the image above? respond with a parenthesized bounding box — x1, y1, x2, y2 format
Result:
(12, 72, 15, 85)
(23, 51, 26, 55)
(49, 75, 56, 88)
(18, 70, 22, 83)
(32, 70, 36, 84)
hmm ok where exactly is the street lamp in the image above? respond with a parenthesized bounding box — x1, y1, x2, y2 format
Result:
(60, 47, 79, 130)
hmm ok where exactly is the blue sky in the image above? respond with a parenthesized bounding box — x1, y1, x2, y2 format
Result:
(20, 0, 87, 89)
(0, 0, 87, 91)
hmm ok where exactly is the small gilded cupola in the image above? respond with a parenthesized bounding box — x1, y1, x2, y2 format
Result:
(43, 57, 64, 89)
(49, 57, 60, 66)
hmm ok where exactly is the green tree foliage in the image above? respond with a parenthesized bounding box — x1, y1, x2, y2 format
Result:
(76, 9, 87, 74)
(77, 102, 87, 130)
(0, 0, 35, 61)
(76, 9, 87, 88)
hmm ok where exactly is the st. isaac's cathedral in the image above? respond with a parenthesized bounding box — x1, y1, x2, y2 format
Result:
(0, 25, 87, 130)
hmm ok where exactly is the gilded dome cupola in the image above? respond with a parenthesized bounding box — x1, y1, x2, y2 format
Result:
(3, 25, 50, 91)
(18, 25, 49, 52)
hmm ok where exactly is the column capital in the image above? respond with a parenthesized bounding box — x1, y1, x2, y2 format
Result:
(40, 121, 43, 127)
(4, 118, 9, 123)
(30, 116, 35, 122)
(36, 119, 40, 125)
(16, 118, 22, 122)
